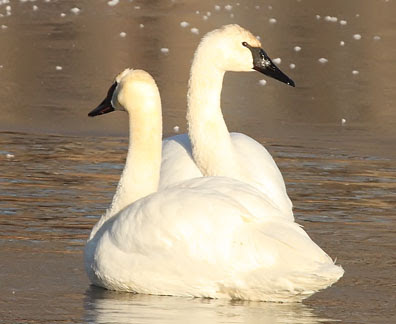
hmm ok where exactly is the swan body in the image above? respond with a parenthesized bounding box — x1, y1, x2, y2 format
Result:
(85, 68, 343, 302)
(159, 24, 295, 215)
(86, 176, 343, 302)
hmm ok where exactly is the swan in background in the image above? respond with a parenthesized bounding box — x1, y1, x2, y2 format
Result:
(85, 68, 343, 302)
(160, 24, 295, 216)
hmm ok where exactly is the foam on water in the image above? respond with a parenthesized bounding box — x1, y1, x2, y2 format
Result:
(70, 7, 80, 14)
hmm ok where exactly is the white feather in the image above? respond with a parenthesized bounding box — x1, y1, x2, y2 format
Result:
(85, 67, 343, 302)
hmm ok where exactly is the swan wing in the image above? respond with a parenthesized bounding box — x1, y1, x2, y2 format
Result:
(226, 219, 344, 301)
(160, 133, 292, 217)
(159, 134, 202, 189)
(231, 132, 293, 216)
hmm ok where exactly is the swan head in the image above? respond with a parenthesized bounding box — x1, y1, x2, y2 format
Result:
(198, 24, 294, 87)
(88, 68, 160, 117)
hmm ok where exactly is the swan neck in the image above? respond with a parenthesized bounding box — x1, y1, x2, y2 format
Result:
(108, 111, 162, 216)
(187, 50, 240, 177)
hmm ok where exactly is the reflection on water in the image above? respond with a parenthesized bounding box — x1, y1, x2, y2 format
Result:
(84, 286, 330, 324)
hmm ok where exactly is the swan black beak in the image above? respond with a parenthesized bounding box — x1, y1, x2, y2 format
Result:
(243, 42, 295, 87)
(88, 82, 117, 117)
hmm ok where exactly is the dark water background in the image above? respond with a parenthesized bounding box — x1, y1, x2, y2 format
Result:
(1, 0, 396, 323)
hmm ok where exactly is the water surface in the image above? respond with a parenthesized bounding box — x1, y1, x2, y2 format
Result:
(1, 0, 396, 323)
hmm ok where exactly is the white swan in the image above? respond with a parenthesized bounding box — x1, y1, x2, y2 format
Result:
(85, 68, 343, 302)
(160, 24, 295, 216)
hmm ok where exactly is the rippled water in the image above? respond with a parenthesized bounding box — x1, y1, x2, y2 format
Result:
(1, 132, 395, 323)
(1, 0, 396, 323)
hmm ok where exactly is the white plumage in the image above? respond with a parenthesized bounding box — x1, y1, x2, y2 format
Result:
(159, 24, 294, 215)
(85, 68, 343, 302)
(86, 176, 342, 302)
(161, 132, 293, 220)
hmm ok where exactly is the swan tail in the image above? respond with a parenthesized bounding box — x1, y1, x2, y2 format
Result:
(223, 221, 344, 301)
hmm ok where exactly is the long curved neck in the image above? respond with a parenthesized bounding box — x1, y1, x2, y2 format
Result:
(108, 111, 162, 215)
(90, 99, 162, 238)
(187, 50, 240, 177)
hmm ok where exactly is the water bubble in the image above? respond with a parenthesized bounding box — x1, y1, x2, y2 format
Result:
(273, 58, 281, 64)
(258, 79, 267, 86)
(107, 0, 119, 6)
(70, 7, 80, 14)
(324, 16, 338, 22)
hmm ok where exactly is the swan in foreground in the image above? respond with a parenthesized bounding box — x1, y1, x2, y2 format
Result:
(85, 68, 343, 302)
(160, 24, 295, 216)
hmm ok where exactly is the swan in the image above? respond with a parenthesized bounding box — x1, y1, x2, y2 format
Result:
(160, 24, 295, 216)
(85, 68, 343, 302)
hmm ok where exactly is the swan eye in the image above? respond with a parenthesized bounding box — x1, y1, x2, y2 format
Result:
(242, 41, 248, 47)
